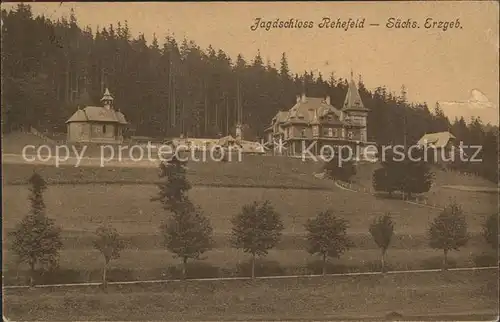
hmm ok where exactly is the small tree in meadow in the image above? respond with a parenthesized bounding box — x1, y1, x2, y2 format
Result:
(304, 210, 350, 275)
(93, 225, 125, 288)
(9, 172, 63, 286)
(230, 201, 284, 279)
(482, 214, 499, 250)
(428, 202, 469, 270)
(369, 214, 394, 272)
(151, 155, 191, 212)
(153, 155, 213, 279)
(162, 201, 214, 279)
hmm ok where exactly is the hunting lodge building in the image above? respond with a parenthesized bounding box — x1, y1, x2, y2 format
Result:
(265, 76, 373, 157)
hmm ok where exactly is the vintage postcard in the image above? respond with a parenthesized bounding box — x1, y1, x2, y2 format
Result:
(2, 1, 499, 321)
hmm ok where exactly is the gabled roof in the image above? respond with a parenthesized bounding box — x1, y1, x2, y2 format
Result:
(66, 106, 127, 124)
(272, 111, 289, 124)
(280, 97, 344, 125)
(417, 131, 456, 148)
(343, 79, 369, 112)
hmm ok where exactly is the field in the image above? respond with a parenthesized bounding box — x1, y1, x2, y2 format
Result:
(3, 134, 498, 284)
(2, 133, 498, 274)
(3, 183, 497, 284)
(3, 183, 494, 234)
(2, 155, 333, 188)
(3, 270, 498, 321)
(2, 134, 499, 320)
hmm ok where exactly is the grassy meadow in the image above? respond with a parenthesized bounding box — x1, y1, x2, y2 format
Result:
(2, 183, 496, 284)
(2, 134, 498, 320)
(3, 270, 498, 321)
(2, 133, 498, 284)
(2, 156, 334, 189)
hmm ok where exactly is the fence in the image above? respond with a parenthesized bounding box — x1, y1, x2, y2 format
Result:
(28, 127, 57, 144)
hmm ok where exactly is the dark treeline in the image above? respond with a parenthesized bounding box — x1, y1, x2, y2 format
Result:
(1, 4, 498, 179)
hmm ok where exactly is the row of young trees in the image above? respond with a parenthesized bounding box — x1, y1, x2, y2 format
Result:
(10, 159, 499, 287)
(2, 5, 498, 167)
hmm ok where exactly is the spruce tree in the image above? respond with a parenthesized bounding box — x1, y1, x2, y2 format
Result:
(152, 156, 213, 279)
(9, 172, 63, 286)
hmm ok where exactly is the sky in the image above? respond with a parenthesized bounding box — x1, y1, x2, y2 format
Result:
(3, 1, 499, 124)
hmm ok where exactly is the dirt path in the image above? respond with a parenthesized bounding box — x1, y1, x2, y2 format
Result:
(442, 185, 499, 193)
(3, 265, 496, 290)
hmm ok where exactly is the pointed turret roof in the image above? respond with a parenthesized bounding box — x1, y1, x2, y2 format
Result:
(101, 88, 114, 102)
(342, 74, 368, 112)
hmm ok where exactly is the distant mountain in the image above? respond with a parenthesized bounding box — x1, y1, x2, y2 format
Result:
(438, 89, 499, 126)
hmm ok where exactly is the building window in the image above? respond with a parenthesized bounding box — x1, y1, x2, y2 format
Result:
(332, 128, 338, 137)
(347, 131, 353, 139)
(328, 128, 333, 137)
(301, 129, 306, 137)
(103, 125, 107, 134)
(312, 126, 319, 137)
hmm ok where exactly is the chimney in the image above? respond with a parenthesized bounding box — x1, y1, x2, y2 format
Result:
(235, 124, 242, 140)
(296, 95, 300, 103)
(301, 93, 306, 103)
(325, 96, 331, 105)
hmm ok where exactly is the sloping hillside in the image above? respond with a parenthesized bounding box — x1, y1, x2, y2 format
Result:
(1, 131, 56, 154)
(2, 156, 329, 189)
(351, 162, 497, 215)
(352, 162, 496, 189)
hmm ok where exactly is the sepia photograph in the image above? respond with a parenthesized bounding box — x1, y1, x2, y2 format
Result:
(1, 1, 499, 321)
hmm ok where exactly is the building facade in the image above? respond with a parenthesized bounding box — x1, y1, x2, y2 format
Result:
(265, 77, 372, 157)
(66, 89, 127, 144)
(417, 131, 462, 164)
